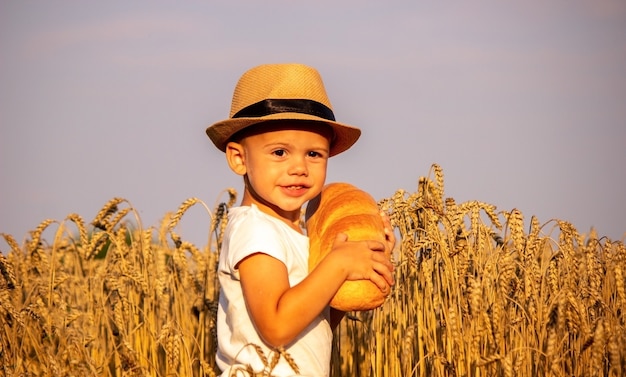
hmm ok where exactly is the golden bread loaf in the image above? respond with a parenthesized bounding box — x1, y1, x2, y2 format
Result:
(305, 182, 391, 311)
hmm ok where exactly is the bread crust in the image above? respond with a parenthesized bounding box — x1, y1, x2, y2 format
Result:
(306, 183, 390, 311)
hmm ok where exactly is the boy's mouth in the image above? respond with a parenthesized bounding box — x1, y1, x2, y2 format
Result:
(282, 185, 310, 196)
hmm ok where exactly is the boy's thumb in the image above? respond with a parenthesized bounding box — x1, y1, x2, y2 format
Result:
(334, 232, 349, 243)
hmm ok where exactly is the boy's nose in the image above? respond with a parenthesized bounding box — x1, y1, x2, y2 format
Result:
(288, 158, 308, 176)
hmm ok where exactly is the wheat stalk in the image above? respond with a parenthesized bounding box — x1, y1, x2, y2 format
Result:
(2, 164, 625, 376)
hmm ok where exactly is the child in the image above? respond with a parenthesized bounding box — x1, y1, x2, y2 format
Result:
(206, 63, 395, 376)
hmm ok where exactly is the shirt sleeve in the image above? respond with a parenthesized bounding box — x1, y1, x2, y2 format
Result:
(225, 211, 289, 274)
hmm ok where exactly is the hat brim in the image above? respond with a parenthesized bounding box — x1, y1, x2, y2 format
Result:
(206, 112, 361, 157)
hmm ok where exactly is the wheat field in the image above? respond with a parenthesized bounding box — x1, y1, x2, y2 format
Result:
(1, 164, 624, 376)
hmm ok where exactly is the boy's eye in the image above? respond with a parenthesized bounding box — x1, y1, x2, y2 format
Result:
(308, 151, 322, 158)
(272, 149, 286, 157)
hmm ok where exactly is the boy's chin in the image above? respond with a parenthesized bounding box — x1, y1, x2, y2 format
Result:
(274, 199, 310, 214)
(278, 203, 306, 214)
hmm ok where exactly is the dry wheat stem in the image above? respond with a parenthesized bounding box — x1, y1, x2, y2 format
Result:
(2, 165, 625, 376)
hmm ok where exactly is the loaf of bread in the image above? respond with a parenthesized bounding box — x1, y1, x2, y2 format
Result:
(305, 182, 391, 311)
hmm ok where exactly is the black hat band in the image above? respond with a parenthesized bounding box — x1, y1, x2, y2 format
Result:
(232, 98, 336, 121)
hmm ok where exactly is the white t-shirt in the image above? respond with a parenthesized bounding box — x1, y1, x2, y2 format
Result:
(216, 204, 332, 377)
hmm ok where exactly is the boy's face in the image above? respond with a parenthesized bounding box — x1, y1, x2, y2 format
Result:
(226, 121, 332, 222)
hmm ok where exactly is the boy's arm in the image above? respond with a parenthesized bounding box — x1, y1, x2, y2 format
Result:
(327, 212, 395, 332)
(238, 233, 393, 348)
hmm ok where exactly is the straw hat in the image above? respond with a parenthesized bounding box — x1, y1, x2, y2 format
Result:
(206, 63, 361, 156)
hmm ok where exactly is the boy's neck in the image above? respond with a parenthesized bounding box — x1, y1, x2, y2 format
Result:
(240, 189, 304, 234)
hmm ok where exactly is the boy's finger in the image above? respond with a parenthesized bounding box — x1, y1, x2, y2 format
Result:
(370, 272, 390, 292)
(367, 240, 385, 252)
(373, 268, 394, 289)
(380, 210, 392, 227)
(333, 232, 349, 244)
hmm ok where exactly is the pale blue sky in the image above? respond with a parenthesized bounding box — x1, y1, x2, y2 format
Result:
(1, 1, 625, 246)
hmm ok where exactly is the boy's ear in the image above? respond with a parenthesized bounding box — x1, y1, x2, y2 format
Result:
(225, 141, 247, 176)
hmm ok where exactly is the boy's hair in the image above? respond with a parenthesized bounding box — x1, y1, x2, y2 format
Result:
(206, 63, 361, 157)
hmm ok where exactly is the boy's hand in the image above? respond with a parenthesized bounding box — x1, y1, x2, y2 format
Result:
(330, 232, 394, 293)
(380, 210, 396, 256)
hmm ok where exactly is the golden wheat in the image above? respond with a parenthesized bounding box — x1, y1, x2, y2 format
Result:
(1, 164, 625, 376)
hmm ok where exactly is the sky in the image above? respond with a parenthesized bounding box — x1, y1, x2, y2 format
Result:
(1, 1, 625, 247)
